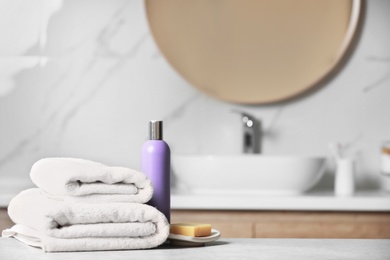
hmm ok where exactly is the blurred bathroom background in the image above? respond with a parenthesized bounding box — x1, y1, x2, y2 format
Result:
(0, 0, 390, 198)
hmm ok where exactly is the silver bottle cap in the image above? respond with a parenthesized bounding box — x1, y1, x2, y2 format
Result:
(149, 120, 163, 140)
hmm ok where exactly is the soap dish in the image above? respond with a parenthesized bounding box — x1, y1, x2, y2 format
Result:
(169, 229, 221, 247)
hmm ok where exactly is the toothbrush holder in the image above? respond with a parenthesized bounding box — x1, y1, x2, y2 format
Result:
(334, 158, 355, 196)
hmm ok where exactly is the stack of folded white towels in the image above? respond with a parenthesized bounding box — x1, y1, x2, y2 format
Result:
(1, 158, 170, 252)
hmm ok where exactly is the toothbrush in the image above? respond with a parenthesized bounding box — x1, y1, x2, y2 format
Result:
(328, 142, 343, 160)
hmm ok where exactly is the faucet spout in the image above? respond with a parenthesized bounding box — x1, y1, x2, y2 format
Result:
(233, 111, 261, 154)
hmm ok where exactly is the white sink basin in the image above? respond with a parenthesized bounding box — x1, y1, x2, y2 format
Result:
(172, 155, 327, 195)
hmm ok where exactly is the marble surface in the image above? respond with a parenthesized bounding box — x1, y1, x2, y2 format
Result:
(0, 238, 389, 260)
(1, 0, 390, 198)
(1, 190, 390, 211)
(171, 191, 390, 211)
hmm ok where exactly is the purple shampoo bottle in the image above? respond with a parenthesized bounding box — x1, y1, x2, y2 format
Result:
(142, 120, 171, 223)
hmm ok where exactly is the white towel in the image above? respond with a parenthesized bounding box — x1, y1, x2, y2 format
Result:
(30, 158, 153, 203)
(2, 189, 170, 252)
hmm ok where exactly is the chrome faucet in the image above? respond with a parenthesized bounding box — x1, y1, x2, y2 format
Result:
(235, 111, 261, 154)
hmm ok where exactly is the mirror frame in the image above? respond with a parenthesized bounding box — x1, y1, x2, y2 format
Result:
(145, 0, 361, 104)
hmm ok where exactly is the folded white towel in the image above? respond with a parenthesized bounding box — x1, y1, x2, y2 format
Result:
(30, 158, 153, 203)
(2, 189, 169, 252)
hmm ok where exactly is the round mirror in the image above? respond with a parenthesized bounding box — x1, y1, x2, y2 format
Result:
(145, 0, 361, 104)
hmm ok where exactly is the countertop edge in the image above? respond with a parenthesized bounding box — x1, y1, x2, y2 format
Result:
(2, 191, 390, 212)
(171, 191, 390, 211)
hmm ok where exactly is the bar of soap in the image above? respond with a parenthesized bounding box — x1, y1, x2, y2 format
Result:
(170, 223, 212, 237)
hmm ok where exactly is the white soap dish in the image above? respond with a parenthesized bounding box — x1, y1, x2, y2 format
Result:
(168, 229, 221, 247)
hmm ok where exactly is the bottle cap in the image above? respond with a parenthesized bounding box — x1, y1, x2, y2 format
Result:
(149, 120, 163, 140)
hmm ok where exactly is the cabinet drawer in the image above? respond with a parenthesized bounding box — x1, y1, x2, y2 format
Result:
(171, 210, 253, 238)
(172, 210, 390, 239)
(255, 221, 390, 238)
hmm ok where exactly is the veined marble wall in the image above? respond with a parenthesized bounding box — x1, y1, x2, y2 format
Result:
(0, 0, 389, 196)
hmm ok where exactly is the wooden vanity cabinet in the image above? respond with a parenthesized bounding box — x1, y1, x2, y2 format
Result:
(171, 210, 390, 238)
(1, 208, 389, 238)
(0, 208, 13, 232)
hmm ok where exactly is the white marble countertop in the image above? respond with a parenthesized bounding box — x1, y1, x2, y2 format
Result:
(1, 190, 390, 211)
(0, 238, 389, 260)
(171, 190, 390, 211)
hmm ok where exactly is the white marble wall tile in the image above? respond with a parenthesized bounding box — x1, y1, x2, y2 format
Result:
(0, 0, 389, 195)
